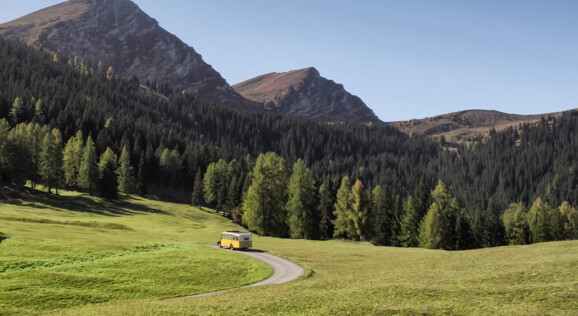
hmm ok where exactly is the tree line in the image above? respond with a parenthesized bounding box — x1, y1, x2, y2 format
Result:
(1, 38, 578, 249)
(202, 151, 578, 249)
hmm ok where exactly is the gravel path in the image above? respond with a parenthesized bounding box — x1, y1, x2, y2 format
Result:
(181, 245, 304, 298)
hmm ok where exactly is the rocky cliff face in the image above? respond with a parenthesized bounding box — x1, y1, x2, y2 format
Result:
(0, 0, 257, 109)
(233, 67, 380, 123)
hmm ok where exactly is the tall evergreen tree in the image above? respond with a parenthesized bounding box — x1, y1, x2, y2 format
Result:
(62, 130, 84, 189)
(98, 147, 118, 199)
(398, 195, 420, 247)
(480, 201, 506, 247)
(191, 168, 204, 207)
(527, 197, 551, 243)
(117, 145, 135, 193)
(502, 202, 530, 245)
(286, 159, 317, 239)
(39, 128, 63, 193)
(372, 185, 394, 245)
(242, 152, 288, 237)
(318, 177, 337, 240)
(136, 151, 148, 194)
(78, 136, 99, 194)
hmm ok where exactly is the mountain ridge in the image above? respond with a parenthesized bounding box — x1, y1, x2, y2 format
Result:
(0, 0, 259, 110)
(391, 108, 572, 142)
(233, 67, 380, 123)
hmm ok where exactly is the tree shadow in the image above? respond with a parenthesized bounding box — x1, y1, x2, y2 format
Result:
(5, 189, 169, 217)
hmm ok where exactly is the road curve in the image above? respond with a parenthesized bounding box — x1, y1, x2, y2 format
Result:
(181, 245, 304, 298)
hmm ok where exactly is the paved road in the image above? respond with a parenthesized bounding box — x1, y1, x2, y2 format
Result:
(181, 245, 304, 298)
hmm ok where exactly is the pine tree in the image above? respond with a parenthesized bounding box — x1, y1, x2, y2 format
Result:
(242, 152, 288, 237)
(286, 159, 316, 239)
(117, 145, 135, 193)
(78, 136, 99, 194)
(98, 147, 118, 198)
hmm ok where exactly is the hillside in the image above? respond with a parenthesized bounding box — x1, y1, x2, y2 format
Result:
(0, 0, 258, 110)
(1, 38, 578, 216)
(391, 109, 568, 142)
(1, 190, 577, 315)
(233, 67, 380, 123)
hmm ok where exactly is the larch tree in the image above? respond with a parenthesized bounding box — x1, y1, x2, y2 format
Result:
(78, 136, 99, 195)
(117, 145, 135, 193)
(39, 128, 63, 194)
(350, 179, 370, 241)
(502, 202, 530, 245)
(418, 201, 445, 249)
(286, 159, 317, 239)
(62, 130, 84, 189)
(527, 197, 551, 243)
(333, 176, 352, 239)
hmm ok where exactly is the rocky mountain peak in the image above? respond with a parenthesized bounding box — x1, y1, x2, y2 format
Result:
(233, 67, 380, 123)
(0, 0, 258, 109)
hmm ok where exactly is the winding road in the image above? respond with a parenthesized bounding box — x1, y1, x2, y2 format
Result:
(182, 245, 304, 298)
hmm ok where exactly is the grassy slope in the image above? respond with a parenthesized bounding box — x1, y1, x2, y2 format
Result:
(2, 189, 577, 315)
(0, 189, 272, 315)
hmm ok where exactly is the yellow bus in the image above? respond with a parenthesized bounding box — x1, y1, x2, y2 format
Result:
(217, 231, 252, 250)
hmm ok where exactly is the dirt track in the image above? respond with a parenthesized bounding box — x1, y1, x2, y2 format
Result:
(181, 245, 304, 298)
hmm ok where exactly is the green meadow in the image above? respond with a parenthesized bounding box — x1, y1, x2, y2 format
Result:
(1, 190, 577, 315)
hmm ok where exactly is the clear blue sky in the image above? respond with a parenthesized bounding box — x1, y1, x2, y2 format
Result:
(1, 0, 578, 121)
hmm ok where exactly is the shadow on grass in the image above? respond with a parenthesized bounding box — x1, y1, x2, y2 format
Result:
(5, 189, 169, 217)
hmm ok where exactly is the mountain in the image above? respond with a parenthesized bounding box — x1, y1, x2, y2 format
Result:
(391, 109, 569, 143)
(232, 67, 380, 123)
(0, 0, 257, 109)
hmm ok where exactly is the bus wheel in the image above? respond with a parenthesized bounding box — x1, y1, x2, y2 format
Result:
(230, 244, 234, 250)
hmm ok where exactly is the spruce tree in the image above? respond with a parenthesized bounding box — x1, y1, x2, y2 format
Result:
(191, 168, 204, 207)
(318, 177, 336, 240)
(136, 151, 148, 194)
(78, 136, 99, 194)
(286, 159, 316, 239)
(398, 196, 420, 247)
(98, 147, 118, 199)
(242, 152, 288, 237)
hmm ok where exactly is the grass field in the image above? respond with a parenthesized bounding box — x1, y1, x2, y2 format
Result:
(1, 189, 577, 315)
